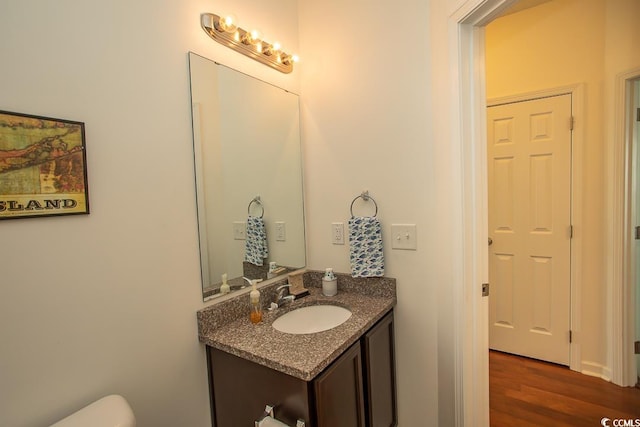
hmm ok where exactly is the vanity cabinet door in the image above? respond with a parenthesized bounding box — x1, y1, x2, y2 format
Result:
(362, 311, 397, 427)
(207, 347, 311, 427)
(313, 341, 365, 427)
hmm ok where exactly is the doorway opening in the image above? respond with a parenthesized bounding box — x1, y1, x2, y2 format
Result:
(609, 69, 640, 387)
(482, 1, 592, 375)
(614, 73, 640, 387)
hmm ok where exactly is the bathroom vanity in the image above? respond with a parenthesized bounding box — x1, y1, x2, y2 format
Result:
(197, 271, 397, 427)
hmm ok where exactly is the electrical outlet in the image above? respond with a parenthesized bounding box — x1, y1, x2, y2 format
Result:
(331, 222, 345, 245)
(233, 221, 246, 240)
(275, 221, 286, 241)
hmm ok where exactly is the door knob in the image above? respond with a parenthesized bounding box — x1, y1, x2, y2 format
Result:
(488, 237, 493, 246)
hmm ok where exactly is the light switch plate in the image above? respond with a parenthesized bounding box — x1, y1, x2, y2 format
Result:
(233, 221, 246, 240)
(391, 224, 417, 250)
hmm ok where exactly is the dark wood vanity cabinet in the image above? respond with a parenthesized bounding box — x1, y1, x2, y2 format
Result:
(362, 310, 397, 427)
(206, 310, 396, 427)
(314, 341, 366, 427)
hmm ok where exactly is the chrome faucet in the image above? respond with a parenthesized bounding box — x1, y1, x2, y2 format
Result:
(274, 284, 295, 307)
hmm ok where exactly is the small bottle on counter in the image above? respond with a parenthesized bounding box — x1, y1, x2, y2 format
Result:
(322, 268, 338, 296)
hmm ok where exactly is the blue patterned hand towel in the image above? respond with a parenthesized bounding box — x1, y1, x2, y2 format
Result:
(348, 216, 384, 278)
(244, 216, 268, 266)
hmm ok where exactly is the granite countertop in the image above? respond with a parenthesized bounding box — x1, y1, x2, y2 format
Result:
(197, 271, 396, 381)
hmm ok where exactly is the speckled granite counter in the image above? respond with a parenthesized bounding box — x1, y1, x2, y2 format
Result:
(197, 271, 396, 381)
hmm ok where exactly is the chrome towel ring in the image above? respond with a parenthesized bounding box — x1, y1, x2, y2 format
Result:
(247, 196, 264, 218)
(350, 190, 378, 218)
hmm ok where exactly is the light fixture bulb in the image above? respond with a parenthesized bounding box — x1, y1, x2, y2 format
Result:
(263, 41, 282, 56)
(281, 54, 299, 66)
(250, 29, 262, 41)
(240, 28, 262, 45)
(217, 14, 237, 32)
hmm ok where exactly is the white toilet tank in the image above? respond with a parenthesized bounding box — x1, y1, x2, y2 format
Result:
(50, 394, 136, 427)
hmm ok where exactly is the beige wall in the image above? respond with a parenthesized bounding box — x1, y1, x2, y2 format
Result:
(485, 0, 640, 376)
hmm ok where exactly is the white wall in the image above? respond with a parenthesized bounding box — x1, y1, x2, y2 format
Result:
(0, 0, 299, 426)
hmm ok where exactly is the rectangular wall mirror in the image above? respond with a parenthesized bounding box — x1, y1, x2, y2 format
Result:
(188, 52, 306, 301)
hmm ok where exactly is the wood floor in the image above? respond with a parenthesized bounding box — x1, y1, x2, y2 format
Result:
(490, 350, 640, 426)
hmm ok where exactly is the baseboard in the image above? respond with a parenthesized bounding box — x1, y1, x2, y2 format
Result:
(580, 361, 612, 382)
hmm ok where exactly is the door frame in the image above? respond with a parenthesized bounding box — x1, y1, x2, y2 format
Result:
(448, 1, 514, 425)
(487, 86, 584, 372)
(608, 67, 640, 387)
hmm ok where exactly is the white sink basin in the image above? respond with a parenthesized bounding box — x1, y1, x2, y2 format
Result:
(272, 305, 352, 334)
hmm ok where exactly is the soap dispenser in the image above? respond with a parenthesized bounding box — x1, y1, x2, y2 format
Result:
(322, 268, 338, 296)
(249, 279, 263, 324)
(220, 273, 230, 295)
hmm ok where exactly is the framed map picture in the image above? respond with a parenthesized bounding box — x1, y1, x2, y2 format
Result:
(0, 110, 89, 220)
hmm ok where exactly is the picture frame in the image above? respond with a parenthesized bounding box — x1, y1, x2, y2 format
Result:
(0, 110, 89, 220)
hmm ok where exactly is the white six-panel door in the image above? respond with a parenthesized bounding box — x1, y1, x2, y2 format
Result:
(487, 94, 572, 366)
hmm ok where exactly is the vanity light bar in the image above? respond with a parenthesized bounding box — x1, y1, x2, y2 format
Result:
(200, 13, 298, 74)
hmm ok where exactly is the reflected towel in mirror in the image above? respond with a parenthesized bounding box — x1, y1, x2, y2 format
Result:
(245, 216, 268, 266)
(348, 216, 384, 277)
